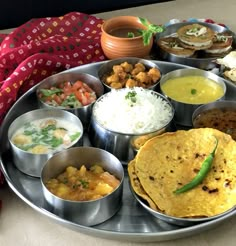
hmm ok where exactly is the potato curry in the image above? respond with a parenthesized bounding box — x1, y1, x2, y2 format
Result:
(46, 165, 120, 201)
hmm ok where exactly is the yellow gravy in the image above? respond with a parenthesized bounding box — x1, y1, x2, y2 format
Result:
(161, 75, 224, 104)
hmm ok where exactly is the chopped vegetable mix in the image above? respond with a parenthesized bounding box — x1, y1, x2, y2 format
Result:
(38, 80, 97, 108)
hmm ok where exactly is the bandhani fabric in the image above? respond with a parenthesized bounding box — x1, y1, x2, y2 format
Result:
(0, 12, 105, 125)
(0, 12, 106, 186)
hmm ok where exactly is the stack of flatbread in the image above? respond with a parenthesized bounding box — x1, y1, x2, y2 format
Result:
(157, 23, 233, 58)
(128, 128, 236, 218)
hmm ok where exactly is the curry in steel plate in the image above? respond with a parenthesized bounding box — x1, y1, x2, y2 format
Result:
(128, 128, 236, 218)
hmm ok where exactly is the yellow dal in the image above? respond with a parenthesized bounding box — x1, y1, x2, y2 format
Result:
(161, 75, 224, 104)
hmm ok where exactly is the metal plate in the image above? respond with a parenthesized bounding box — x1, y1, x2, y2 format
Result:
(154, 22, 236, 70)
(0, 61, 236, 243)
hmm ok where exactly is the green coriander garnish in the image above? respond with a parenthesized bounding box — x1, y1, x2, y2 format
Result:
(191, 88, 197, 95)
(216, 34, 227, 42)
(70, 132, 81, 142)
(127, 32, 135, 38)
(79, 179, 89, 189)
(125, 91, 137, 103)
(39, 88, 62, 97)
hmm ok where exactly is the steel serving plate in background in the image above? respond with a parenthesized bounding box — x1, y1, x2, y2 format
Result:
(155, 22, 236, 70)
(0, 61, 236, 243)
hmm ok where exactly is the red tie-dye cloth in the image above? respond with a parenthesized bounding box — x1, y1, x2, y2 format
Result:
(0, 12, 106, 186)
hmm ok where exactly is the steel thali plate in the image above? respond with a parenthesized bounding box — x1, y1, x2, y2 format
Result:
(0, 60, 236, 242)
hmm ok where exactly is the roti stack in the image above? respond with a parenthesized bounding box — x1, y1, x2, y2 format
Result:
(177, 23, 215, 50)
(157, 36, 195, 58)
(204, 31, 233, 57)
(128, 128, 236, 218)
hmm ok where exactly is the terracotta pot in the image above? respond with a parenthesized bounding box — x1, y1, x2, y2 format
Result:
(101, 16, 153, 59)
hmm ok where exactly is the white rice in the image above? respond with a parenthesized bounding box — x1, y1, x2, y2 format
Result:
(93, 87, 173, 134)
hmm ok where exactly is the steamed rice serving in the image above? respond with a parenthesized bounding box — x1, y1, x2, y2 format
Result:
(93, 87, 173, 134)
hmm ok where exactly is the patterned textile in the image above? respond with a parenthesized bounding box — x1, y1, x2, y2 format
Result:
(0, 12, 105, 125)
(0, 12, 106, 186)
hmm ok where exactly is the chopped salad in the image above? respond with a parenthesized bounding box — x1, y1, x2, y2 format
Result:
(38, 80, 97, 108)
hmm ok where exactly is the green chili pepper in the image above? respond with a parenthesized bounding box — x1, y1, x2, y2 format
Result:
(173, 137, 218, 194)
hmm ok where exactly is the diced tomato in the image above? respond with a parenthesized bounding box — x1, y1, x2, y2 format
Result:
(81, 94, 89, 106)
(74, 90, 83, 102)
(52, 94, 62, 105)
(63, 84, 73, 96)
(45, 96, 53, 102)
(50, 86, 57, 90)
(84, 91, 91, 98)
(72, 81, 83, 92)
(60, 93, 67, 100)
(63, 81, 72, 87)
(82, 83, 93, 93)
(40, 79, 96, 108)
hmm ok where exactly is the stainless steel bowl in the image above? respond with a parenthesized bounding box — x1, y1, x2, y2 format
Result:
(155, 22, 235, 70)
(130, 184, 235, 226)
(192, 100, 236, 140)
(88, 88, 174, 163)
(97, 57, 162, 92)
(36, 72, 104, 128)
(8, 108, 83, 177)
(41, 146, 124, 226)
(160, 68, 226, 126)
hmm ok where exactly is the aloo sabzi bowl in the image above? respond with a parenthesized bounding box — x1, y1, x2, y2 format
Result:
(97, 57, 162, 92)
(160, 68, 226, 126)
(88, 87, 174, 163)
(41, 146, 124, 226)
(36, 72, 104, 128)
(8, 108, 83, 177)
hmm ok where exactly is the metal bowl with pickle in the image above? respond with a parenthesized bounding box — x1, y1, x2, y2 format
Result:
(192, 100, 236, 140)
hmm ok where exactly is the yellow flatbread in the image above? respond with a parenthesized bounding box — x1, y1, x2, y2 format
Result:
(127, 159, 158, 211)
(133, 128, 236, 218)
